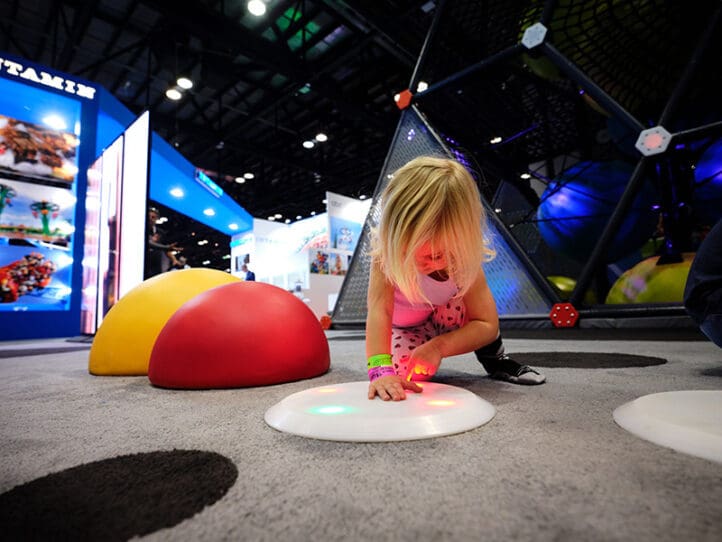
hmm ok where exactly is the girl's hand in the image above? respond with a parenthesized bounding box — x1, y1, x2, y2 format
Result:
(405, 341, 443, 380)
(368, 375, 423, 401)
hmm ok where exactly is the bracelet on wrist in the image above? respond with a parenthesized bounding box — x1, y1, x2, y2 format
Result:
(368, 365, 396, 381)
(367, 353, 393, 369)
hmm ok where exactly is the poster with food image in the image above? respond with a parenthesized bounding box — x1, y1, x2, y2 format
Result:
(0, 114, 79, 185)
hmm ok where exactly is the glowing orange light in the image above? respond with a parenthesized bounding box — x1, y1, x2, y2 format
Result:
(644, 133, 664, 149)
(317, 388, 338, 394)
(427, 400, 455, 407)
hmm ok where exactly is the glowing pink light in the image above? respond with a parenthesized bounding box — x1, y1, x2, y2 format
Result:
(427, 400, 455, 407)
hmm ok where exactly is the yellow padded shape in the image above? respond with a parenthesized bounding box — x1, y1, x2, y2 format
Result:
(89, 269, 240, 375)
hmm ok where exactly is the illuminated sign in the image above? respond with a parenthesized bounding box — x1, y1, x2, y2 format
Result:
(0, 58, 97, 100)
(195, 170, 224, 198)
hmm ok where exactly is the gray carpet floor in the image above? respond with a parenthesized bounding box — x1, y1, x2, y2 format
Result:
(1, 332, 721, 541)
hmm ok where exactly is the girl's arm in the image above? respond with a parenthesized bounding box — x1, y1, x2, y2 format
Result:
(366, 258, 422, 400)
(406, 267, 499, 377)
(432, 265, 500, 357)
(365, 258, 394, 358)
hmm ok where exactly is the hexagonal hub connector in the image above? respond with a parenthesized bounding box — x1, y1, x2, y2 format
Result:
(635, 126, 672, 156)
(549, 303, 579, 328)
(522, 23, 547, 49)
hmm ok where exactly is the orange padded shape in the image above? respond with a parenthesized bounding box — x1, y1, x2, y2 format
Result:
(395, 89, 413, 110)
(148, 281, 330, 389)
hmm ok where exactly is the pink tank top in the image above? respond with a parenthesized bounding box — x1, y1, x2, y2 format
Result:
(392, 273, 459, 327)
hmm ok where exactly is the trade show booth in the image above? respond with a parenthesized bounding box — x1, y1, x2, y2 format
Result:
(0, 53, 252, 340)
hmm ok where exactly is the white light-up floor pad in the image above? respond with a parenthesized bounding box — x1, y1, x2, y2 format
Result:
(264, 381, 496, 442)
(613, 390, 722, 464)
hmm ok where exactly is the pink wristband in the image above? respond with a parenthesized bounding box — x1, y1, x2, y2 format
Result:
(368, 365, 396, 381)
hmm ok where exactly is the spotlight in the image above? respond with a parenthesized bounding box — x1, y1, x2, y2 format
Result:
(176, 77, 193, 89)
(165, 88, 182, 100)
(248, 0, 266, 16)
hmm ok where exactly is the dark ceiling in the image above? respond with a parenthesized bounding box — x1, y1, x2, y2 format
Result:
(0, 0, 435, 267)
(2, 0, 721, 272)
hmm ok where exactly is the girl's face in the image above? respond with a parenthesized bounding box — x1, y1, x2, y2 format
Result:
(414, 241, 446, 274)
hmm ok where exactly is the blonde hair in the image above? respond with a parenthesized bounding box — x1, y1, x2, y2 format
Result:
(372, 156, 495, 304)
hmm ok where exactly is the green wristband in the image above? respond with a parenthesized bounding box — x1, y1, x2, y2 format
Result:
(367, 353, 393, 369)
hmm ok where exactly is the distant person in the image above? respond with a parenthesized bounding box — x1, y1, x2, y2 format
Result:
(684, 220, 722, 348)
(170, 255, 190, 270)
(145, 207, 181, 278)
(241, 264, 256, 281)
(365, 156, 545, 401)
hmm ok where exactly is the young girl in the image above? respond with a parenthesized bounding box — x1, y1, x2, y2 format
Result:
(366, 156, 545, 401)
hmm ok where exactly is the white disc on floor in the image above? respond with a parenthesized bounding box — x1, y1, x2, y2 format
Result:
(613, 390, 722, 464)
(264, 381, 496, 442)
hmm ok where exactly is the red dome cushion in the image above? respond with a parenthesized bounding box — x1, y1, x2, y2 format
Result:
(148, 282, 330, 389)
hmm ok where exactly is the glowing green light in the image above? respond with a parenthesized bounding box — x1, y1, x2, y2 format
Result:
(308, 405, 355, 415)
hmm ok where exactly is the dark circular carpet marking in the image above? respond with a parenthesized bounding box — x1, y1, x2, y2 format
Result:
(700, 366, 722, 378)
(511, 352, 667, 368)
(0, 449, 237, 541)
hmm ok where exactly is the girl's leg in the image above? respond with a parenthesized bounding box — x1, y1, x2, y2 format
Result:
(389, 300, 467, 381)
(431, 299, 466, 334)
(390, 320, 437, 381)
(474, 334, 546, 385)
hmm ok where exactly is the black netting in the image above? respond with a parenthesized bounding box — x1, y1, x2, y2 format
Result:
(334, 0, 721, 324)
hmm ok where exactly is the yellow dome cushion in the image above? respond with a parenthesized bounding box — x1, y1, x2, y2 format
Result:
(89, 269, 240, 375)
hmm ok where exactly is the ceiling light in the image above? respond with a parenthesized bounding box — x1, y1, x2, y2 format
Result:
(274, 213, 282, 219)
(268, 216, 276, 221)
(416, 81, 429, 92)
(302, 140, 315, 149)
(393, 93, 400, 102)
(202, 260, 211, 265)
(248, 0, 266, 16)
(203, 208, 216, 216)
(285, 219, 291, 224)
(176, 77, 193, 89)
(296, 215, 302, 220)
(165, 88, 182, 100)
(520, 173, 531, 180)
(229, 223, 239, 231)
(315, 133, 328, 142)
(235, 177, 246, 184)
(489, 136, 502, 144)
(311, 211, 316, 216)
(169, 188, 184, 197)
(243, 172, 255, 179)
(359, 195, 367, 200)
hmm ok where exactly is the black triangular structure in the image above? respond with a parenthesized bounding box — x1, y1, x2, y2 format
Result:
(332, 106, 556, 327)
